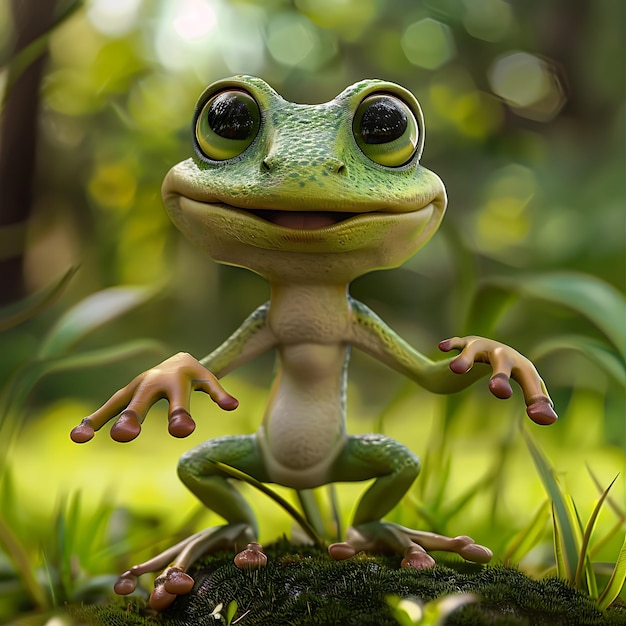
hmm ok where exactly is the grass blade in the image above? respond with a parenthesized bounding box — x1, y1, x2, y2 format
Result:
(587, 465, 626, 520)
(531, 335, 625, 386)
(524, 430, 580, 581)
(503, 500, 550, 565)
(471, 273, 626, 354)
(552, 505, 567, 579)
(0, 266, 78, 332)
(208, 460, 324, 548)
(574, 474, 619, 588)
(596, 534, 626, 610)
(38, 283, 164, 358)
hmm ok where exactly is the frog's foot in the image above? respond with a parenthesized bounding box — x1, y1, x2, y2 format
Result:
(328, 522, 492, 569)
(114, 523, 256, 611)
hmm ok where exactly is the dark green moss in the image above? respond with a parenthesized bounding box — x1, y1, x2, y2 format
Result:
(69, 542, 626, 625)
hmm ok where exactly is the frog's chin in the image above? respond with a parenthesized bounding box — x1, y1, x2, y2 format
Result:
(164, 192, 445, 283)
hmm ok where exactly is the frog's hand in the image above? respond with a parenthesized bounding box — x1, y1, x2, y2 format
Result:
(439, 335, 557, 425)
(69, 352, 238, 443)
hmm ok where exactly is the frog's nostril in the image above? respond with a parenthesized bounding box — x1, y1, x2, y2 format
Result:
(329, 159, 347, 175)
(261, 156, 345, 175)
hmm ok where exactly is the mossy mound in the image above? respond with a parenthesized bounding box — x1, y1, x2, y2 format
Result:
(70, 542, 626, 625)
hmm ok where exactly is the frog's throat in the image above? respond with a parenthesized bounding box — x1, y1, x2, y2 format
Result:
(164, 193, 445, 282)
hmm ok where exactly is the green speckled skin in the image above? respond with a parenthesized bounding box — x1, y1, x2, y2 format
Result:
(72, 76, 556, 610)
(162, 76, 446, 282)
(185, 76, 429, 209)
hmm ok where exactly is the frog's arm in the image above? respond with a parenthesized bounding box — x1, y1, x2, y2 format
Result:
(348, 297, 557, 425)
(199, 302, 274, 377)
(70, 303, 276, 443)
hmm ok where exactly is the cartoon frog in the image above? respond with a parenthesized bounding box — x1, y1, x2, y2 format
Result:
(70, 76, 557, 610)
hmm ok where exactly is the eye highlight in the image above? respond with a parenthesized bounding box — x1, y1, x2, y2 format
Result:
(195, 89, 261, 161)
(353, 93, 419, 167)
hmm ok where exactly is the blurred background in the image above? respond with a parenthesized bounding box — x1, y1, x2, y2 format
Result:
(0, 0, 624, 621)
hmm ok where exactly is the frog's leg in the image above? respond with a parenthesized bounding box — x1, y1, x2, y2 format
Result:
(327, 434, 492, 568)
(115, 434, 269, 610)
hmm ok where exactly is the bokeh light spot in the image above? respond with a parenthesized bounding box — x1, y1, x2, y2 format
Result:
(462, 0, 512, 42)
(401, 19, 455, 70)
(86, 0, 142, 37)
(474, 164, 536, 257)
(266, 13, 319, 68)
(489, 51, 567, 121)
(88, 162, 137, 210)
(295, 0, 379, 40)
(173, 0, 218, 40)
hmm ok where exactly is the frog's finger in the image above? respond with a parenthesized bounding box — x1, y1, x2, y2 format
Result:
(526, 398, 558, 425)
(107, 371, 179, 441)
(167, 407, 196, 438)
(165, 371, 237, 437)
(439, 336, 490, 374)
(193, 377, 239, 410)
(70, 377, 145, 443)
(509, 366, 558, 425)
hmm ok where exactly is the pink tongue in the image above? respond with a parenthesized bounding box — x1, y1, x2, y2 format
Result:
(271, 211, 338, 230)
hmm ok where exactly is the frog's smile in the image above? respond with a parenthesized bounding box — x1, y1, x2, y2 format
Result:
(246, 208, 356, 230)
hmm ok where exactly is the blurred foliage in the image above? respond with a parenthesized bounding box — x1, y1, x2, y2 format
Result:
(0, 0, 624, 622)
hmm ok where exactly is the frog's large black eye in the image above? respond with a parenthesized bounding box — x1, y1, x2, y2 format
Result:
(195, 89, 260, 161)
(353, 93, 419, 167)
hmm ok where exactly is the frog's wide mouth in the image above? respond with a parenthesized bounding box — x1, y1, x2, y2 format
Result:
(244, 208, 357, 230)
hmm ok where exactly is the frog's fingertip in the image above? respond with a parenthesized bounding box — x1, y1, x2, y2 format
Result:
(70, 420, 94, 443)
(438, 339, 453, 352)
(489, 373, 513, 399)
(220, 396, 239, 410)
(114, 573, 138, 595)
(168, 408, 196, 438)
(449, 357, 471, 375)
(527, 401, 558, 425)
(110, 410, 142, 442)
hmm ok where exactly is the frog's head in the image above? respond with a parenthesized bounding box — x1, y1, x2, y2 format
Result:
(162, 75, 446, 284)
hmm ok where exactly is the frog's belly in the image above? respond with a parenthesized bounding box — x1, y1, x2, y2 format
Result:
(258, 343, 347, 489)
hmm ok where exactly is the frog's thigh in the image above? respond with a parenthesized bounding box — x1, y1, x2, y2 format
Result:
(329, 434, 420, 525)
(177, 435, 269, 528)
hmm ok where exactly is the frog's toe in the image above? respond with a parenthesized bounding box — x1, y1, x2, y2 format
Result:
(163, 567, 195, 594)
(458, 541, 493, 563)
(149, 582, 178, 611)
(400, 546, 436, 569)
(328, 541, 357, 561)
(147, 566, 195, 610)
(113, 572, 138, 595)
(234, 542, 268, 569)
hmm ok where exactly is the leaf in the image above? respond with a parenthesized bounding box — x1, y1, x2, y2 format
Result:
(524, 430, 580, 581)
(0, 339, 166, 465)
(574, 475, 619, 588)
(596, 534, 626, 610)
(503, 500, 550, 565)
(422, 593, 479, 625)
(531, 335, 625, 386)
(587, 465, 626, 520)
(207, 460, 324, 548)
(38, 283, 164, 358)
(1, 1, 84, 108)
(0, 473, 49, 610)
(0, 266, 78, 332)
(470, 273, 626, 354)
(225, 600, 238, 624)
(552, 506, 567, 580)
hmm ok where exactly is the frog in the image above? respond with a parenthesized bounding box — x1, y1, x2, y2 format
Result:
(69, 75, 557, 611)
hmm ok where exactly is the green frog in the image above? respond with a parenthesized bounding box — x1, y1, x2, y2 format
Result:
(70, 76, 557, 610)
